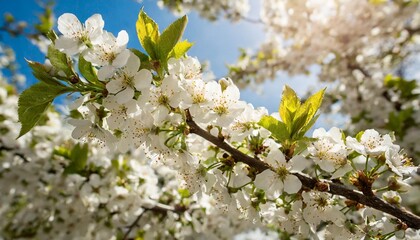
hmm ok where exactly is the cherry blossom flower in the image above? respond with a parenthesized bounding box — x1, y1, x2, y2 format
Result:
(205, 78, 246, 127)
(116, 113, 155, 152)
(302, 191, 345, 228)
(68, 118, 116, 146)
(254, 149, 307, 197)
(105, 52, 153, 104)
(103, 96, 138, 130)
(138, 75, 182, 125)
(309, 127, 352, 178)
(168, 57, 202, 81)
(56, 13, 104, 55)
(346, 129, 398, 156)
(229, 103, 267, 142)
(85, 30, 130, 80)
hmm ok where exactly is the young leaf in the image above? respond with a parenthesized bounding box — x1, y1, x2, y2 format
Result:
(18, 82, 73, 138)
(279, 85, 301, 127)
(27, 60, 60, 85)
(136, 10, 159, 59)
(78, 55, 100, 85)
(297, 114, 320, 138)
(35, 5, 54, 35)
(46, 29, 58, 43)
(258, 115, 289, 142)
(299, 88, 325, 127)
(355, 131, 365, 141)
(290, 106, 309, 138)
(158, 15, 188, 61)
(64, 143, 89, 174)
(47, 45, 73, 77)
(169, 40, 194, 59)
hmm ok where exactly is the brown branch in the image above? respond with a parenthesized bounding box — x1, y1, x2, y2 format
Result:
(185, 110, 420, 229)
(122, 203, 187, 240)
(122, 209, 148, 240)
(240, 16, 263, 24)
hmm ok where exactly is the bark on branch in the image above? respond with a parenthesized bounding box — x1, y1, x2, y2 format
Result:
(185, 110, 420, 229)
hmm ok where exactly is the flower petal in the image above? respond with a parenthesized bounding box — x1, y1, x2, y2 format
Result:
(57, 13, 82, 36)
(55, 37, 80, 55)
(116, 30, 129, 47)
(71, 125, 90, 139)
(289, 155, 309, 172)
(85, 14, 104, 41)
(98, 65, 116, 80)
(116, 87, 134, 104)
(283, 175, 301, 194)
(331, 163, 353, 179)
(134, 69, 152, 91)
(254, 169, 274, 190)
(112, 49, 130, 68)
(106, 80, 124, 94)
(266, 149, 286, 168)
(125, 52, 140, 75)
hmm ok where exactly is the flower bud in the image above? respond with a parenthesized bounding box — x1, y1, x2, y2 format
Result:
(382, 191, 401, 205)
(218, 77, 233, 91)
(387, 176, 411, 192)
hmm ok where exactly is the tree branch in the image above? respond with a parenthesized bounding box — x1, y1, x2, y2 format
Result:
(185, 110, 420, 229)
(122, 203, 187, 240)
(122, 209, 148, 240)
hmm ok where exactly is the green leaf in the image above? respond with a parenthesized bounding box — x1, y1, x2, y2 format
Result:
(279, 85, 301, 131)
(300, 88, 325, 126)
(169, 40, 193, 59)
(18, 82, 73, 138)
(136, 10, 159, 59)
(35, 6, 54, 35)
(258, 115, 289, 142)
(47, 45, 73, 77)
(290, 106, 309, 138)
(64, 143, 89, 174)
(385, 108, 414, 138)
(178, 188, 190, 198)
(297, 114, 320, 138)
(53, 146, 71, 159)
(355, 131, 365, 141)
(46, 29, 58, 43)
(347, 151, 362, 160)
(69, 109, 83, 119)
(27, 60, 60, 85)
(158, 15, 188, 62)
(384, 74, 419, 100)
(78, 55, 100, 85)
(292, 88, 325, 137)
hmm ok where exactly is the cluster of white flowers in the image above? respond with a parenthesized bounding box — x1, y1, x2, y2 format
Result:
(0, 71, 266, 239)
(0, 44, 25, 86)
(14, 12, 417, 239)
(152, 1, 420, 160)
(157, 0, 250, 21)
(224, 0, 420, 160)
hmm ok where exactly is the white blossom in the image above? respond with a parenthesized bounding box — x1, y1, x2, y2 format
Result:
(254, 149, 307, 197)
(56, 13, 104, 55)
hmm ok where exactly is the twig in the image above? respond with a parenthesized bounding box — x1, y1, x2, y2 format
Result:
(122, 209, 148, 240)
(122, 203, 187, 240)
(240, 16, 263, 24)
(185, 110, 420, 229)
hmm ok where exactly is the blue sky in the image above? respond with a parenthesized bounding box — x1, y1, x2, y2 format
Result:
(0, 0, 315, 114)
